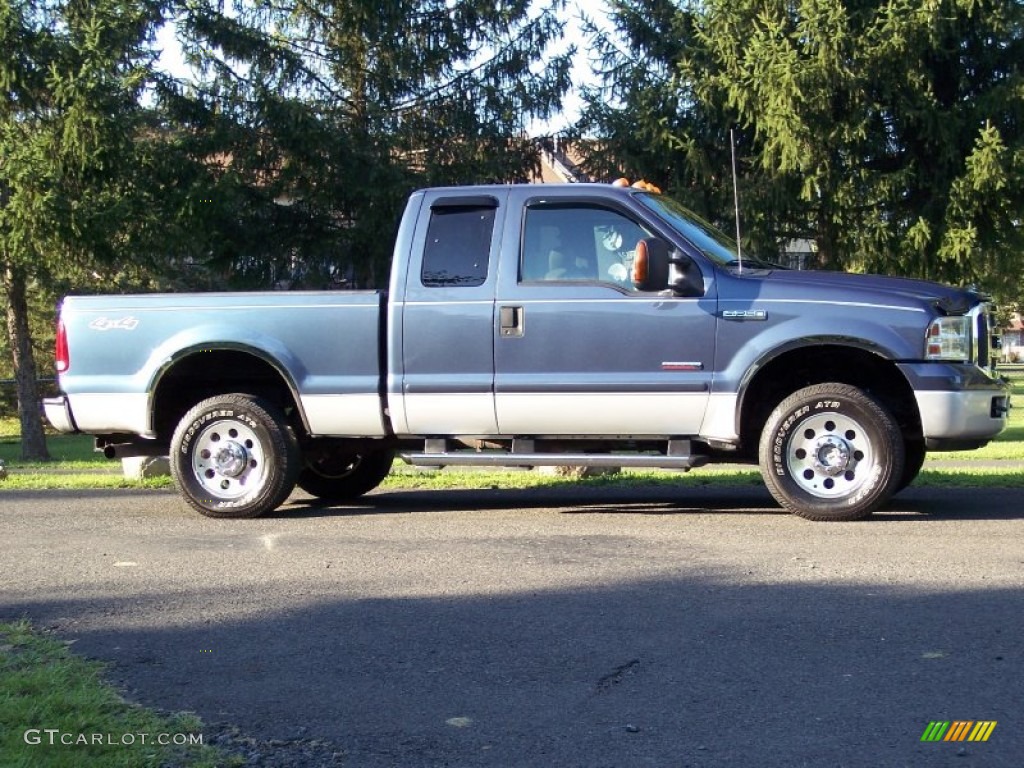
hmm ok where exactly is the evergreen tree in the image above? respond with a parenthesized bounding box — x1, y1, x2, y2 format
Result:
(169, 0, 574, 288)
(575, 0, 805, 259)
(1, 0, 166, 458)
(580, 0, 1024, 305)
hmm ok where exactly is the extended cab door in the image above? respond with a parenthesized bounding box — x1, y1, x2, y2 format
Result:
(493, 191, 718, 436)
(394, 191, 505, 435)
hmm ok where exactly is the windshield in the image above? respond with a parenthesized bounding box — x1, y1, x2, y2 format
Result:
(636, 193, 778, 268)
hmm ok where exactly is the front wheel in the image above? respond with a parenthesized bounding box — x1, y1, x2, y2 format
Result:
(759, 384, 904, 522)
(170, 394, 300, 518)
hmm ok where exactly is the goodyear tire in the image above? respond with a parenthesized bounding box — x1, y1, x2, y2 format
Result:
(759, 384, 904, 522)
(170, 394, 299, 518)
(297, 448, 394, 501)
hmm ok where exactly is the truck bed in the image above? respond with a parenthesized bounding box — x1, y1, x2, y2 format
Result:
(57, 290, 388, 437)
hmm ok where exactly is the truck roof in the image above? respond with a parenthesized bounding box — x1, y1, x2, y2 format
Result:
(415, 182, 643, 196)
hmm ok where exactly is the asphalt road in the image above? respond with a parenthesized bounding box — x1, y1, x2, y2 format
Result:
(2, 484, 1023, 767)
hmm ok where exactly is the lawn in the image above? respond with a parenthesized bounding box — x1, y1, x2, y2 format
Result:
(0, 621, 231, 768)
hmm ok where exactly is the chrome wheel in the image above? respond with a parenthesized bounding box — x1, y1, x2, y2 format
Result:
(190, 417, 268, 501)
(784, 411, 875, 499)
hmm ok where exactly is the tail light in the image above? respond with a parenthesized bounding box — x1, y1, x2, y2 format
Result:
(55, 320, 69, 373)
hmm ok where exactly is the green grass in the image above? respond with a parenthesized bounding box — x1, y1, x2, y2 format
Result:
(0, 418, 164, 488)
(0, 621, 234, 768)
(0, 417, 18, 438)
(0, 424, 103, 469)
(914, 469, 1024, 487)
(0, 474, 172, 491)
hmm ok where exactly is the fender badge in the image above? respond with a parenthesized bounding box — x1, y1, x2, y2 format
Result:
(722, 309, 767, 321)
(88, 316, 139, 331)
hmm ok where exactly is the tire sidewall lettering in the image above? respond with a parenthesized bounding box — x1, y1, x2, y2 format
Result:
(846, 461, 883, 507)
(771, 404, 811, 476)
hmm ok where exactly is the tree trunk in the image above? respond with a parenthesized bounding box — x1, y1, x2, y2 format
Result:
(2, 262, 50, 460)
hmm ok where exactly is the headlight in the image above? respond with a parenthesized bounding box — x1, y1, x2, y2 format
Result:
(926, 316, 971, 361)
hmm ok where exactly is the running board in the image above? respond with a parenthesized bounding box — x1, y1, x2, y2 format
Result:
(399, 452, 710, 470)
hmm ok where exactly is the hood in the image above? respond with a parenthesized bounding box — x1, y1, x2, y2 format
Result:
(744, 268, 981, 315)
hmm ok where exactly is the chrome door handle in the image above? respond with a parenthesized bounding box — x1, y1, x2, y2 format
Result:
(499, 305, 524, 337)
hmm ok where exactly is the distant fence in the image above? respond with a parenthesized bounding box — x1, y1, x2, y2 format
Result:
(0, 379, 57, 419)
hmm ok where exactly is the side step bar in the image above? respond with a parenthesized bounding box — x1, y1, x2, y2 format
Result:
(395, 438, 708, 468)
(399, 451, 709, 471)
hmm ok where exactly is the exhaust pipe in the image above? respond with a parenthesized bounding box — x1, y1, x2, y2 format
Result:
(99, 440, 168, 460)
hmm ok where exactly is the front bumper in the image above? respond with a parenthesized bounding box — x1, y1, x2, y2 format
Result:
(898, 363, 1010, 450)
(43, 396, 78, 434)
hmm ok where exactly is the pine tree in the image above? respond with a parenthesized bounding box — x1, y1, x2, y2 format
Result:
(580, 0, 1024, 304)
(1, 0, 165, 458)
(169, 0, 574, 288)
(575, 0, 805, 260)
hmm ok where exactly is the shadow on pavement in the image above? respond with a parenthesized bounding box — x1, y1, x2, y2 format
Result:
(277, 484, 1024, 522)
(5, 574, 1021, 767)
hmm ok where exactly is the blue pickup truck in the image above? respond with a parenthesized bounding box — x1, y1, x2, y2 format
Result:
(45, 183, 1010, 521)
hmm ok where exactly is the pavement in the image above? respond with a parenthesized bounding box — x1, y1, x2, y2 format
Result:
(2, 483, 1023, 767)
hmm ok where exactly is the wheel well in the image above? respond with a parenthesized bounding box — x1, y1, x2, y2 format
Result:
(151, 350, 302, 442)
(737, 345, 920, 458)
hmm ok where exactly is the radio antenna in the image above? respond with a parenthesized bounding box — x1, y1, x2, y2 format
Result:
(730, 128, 743, 273)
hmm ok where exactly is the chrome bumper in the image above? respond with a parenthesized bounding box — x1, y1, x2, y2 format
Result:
(915, 389, 1009, 445)
(43, 396, 78, 434)
(900, 363, 1010, 450)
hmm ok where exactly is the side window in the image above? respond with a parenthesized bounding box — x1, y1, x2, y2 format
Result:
(521, 204, 652, 289)
(421, 205, 495, 287)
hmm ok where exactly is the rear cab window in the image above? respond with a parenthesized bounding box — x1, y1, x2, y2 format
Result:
(421, 199, 498, 288)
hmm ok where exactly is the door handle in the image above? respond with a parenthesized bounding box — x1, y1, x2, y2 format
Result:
(499, 305, 524, 337)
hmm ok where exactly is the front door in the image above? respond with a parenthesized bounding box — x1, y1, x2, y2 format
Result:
(494, 199, 718, 436)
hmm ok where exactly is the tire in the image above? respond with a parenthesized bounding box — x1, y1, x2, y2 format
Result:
(895, 438, 926, 493)
(297, 447, 394, 501)
(758, 383, 904, 521)
(170, 394, 300, 518)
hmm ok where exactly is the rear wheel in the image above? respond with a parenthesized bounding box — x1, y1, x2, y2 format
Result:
(759, 383, 904, 521)
(170, 394, 299, 518)
(297, 447, 394, 501)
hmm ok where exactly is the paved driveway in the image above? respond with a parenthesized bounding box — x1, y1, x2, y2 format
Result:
(2, 484, 1022, 766)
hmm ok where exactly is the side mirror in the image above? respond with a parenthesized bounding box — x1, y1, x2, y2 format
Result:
(632, 237, 705, 297)
(632, 238, 671, 292)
